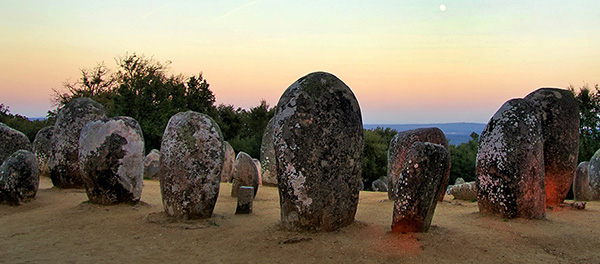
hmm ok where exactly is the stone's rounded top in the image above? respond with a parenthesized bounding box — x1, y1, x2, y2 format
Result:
(149, 149, 160, 155)
(525, 87, 574, 101)
(0, 123, 33, 164)
(56, 97, 106, 123)
(33, 126, 54, 147)
(0, 149, 39, 205)
(391, 127, 449, 150)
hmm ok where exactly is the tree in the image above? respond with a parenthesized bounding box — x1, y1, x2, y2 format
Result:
(362, 127, 397, 187)
(222, 100, 275, 158)
(0, 103, 55, 141)
(448, 132, 479, 184)
(570, 84, 600, 162)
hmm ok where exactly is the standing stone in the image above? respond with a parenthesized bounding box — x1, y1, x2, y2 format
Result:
(449, 182, 478, 201)
(143, 149, 161, 179)
(235, 186, 254, 214)
(525, 88, 580, 205)
(260, 117, 277, 186)
(220, 142, 235, 183)
(160, 111, 224, 219)
(0, 150, 39, 205)
(387, 127, 449, 200)
(78, 117, 145, 205)
(33, 126, 54, 177)
(371, 179, 388, 192)
(231, 152, 260, 197)
(573, 162, 592, 201)
(0, 123, 32, 164)
(476, 99, 545, 219)
(392, 142, 450, 233)
(253, 158, 263, 186)
(586, 149, 600, 200)
(49, 97, 106, 188)
(274, 72, 363, 231)
(359, 180, 364, 191)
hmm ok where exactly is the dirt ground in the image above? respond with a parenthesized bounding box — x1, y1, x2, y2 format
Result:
(2, 177, 600, 263)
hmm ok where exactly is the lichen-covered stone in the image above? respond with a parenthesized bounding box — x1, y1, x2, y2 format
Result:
(220, 142, 235, 183)
(371, 179, 388, 192)
(0, 150, 39, 205)
(274, 72, 363, 232)
(476, 99, 545, 219)
(160, 111, 224, 219)
(387, 127, 449, 200)
(49, 97, 106, 188)
(235, 186, 254, 214)
(0, 122, 32, 164)
(79, 117, 145, 205)
(253, 158, 263, 186)
(143, 149, 160, 179)
(392, 142, 450, 233)
(231, 152, 260, 197)
(450, 182, 478, 201)
(525, 88, 580, 205)
(586, 150, 600, 200)
(33, 126, 53, 177)
(573, 162, 593, 201)
(260, 117, 277, 186)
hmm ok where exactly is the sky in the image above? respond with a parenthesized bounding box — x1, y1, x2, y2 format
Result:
(1, 1, 599, 124)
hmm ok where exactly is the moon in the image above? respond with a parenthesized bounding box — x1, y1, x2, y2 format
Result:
(440, 4, 447, 12)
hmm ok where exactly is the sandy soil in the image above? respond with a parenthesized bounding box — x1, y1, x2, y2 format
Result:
(2, 177, 600, 263)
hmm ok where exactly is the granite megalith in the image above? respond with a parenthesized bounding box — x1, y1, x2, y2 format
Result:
(220, 141, 235, 183)
(259, 117, 277, 186)
(0, 150, 39, 205)
(274, 71, 363, 232)
(160, 111, 224, 219)
(586, 149, 600, 200)
(525, 88, 580, 205)
(387, 127, 449, 200)
(78, 117, 145, 205)
(391, 142, 450, 233)
(0, 122, 32, 164)
(231, 152, 260, 197)
(33, 126, 54, 177)
(476, 99, 546, 219)
(573, 162, 593, 201)
(143, 149, 160, 179)
(49, 97, 106, 188)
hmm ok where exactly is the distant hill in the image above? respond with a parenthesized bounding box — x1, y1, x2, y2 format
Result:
(364, 122, 486, 145)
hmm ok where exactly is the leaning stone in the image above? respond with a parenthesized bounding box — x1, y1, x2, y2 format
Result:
(392, 142, 450, 233)
(476, 99, 545, 219)
(231, 152, 260, 197)
(33, 126, 53, 177)
(160, 111, 224, 219)
(49, 97, 106, 188)
(143, 149, 160, 179)
(260, 117, 277, 186)
(235, 186, 254, 214)
(573, 162, 592, 201)
(525, 88, 580, 205)
(78, 117, 145, 205)
(388, 127, 449, 200)
(0, 150, 39, 205)
(450, 182, 478, 201)
(0, 123, 32, 164)
(587, 149, 600, 200)
(220, 142, 235, 183)
(371, 179, 388, 192)
(253, 158, 263, 186)
(274, 72, 363, 232)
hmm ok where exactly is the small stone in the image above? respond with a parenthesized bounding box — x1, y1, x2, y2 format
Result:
(0, 123, 32, 164)
(454, 177, 465, 185)
(33, 126, 53, 177)
(371, 179, 388, 192)
(449, 182, 478, 201)
(235, 186, 254, 214)
(143, 149, 160, 180)
(0, 150, 39, 205)
(220, 141, 235, 183)
(573, 161, 592, 201)
(260, 117, 277, 186)
(231, 152, 260, 197)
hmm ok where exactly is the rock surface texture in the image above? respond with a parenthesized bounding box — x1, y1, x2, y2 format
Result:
(143, 149, 160, 179)
(0, 123, 32, 164)
(387, 127, 449, 200)
(371, 179, 388, 192)
(160, 111, 224, 219)
(220, 142, 235, 183)
(0, 150, 39, 205)
(449, 182, 478, 201)
(476, 99, 546, 219)
(78, 117, 145, 205)
(573, 162, 593, 201)
(235, 186, 254, 214)
(49, 97, 106, 188)
(274, 72, 363, 232)
(586, 150, 600, 200)
(33, 126, 54, 177)
(391, 142, 450, 233)
(260, 117, 277, 186)
(231, 152, 260, 197)
(525, 88, 579, 205)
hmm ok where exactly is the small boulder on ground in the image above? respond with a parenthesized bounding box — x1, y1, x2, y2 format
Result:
(143, 149, 160, 180)
(231, 152, 260, 197)
(0, 150, 39, 205)
(450, 182, 478, 201)
(371, 179, 388, 192)
(235, 186, 254, 214)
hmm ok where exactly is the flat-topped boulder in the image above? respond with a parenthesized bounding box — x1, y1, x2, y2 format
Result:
(0, 150, 39, 205)
(33, 126, 54, 177)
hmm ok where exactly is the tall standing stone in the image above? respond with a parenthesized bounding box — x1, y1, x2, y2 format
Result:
(143, 149, 161, 179)
(476, 99, 545, 219)
(392, 142, 450, 233)
(525, 88, 580, 205)
(78, 117, 145, 205)
(0, 123, 32, 164)
(33, 126, 54, 177)
(220, 142, 235, 183)
(586, 149, 600, 200)
(573, 161, 593, 201)
(387, 127, 449, 200)
(160, 111, 224, 219)
(49, 98, 106, 188)
(260, 117, 277, 186)
(274, 72, 363, 231)
(231, 152, 260, 197)
(0, 150, 39, 205)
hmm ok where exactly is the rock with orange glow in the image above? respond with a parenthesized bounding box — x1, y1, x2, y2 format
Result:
(387, 127, 449, 200)
(525, 88, 579, 205)
(231, 152, 260, 197)
(573, 161, 593, 201)
(220, 141, 235, 183)
(476, 99, 546, 219)
(391, 142, 450, 233)
(274, 72, 363, 232)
